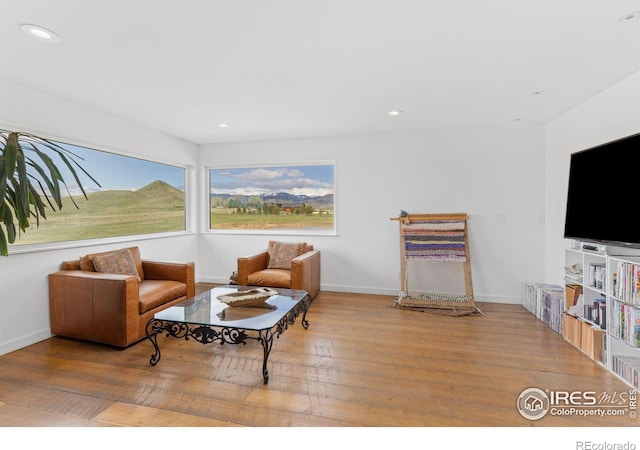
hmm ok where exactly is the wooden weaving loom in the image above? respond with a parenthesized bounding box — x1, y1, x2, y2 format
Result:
(390, 212, 483, 316)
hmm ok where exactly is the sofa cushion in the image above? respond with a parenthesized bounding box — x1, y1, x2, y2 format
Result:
(91, 248, 141, 281)
(80, 246, 145, 280)
(138, 280, 187, 314)
(248, 269, 292, 288)
(267, 241, 305, 269)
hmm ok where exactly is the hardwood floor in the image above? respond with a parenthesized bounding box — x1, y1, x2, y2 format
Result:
(0, 284, 637, 430)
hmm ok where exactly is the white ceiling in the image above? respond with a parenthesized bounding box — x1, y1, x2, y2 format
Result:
(1, 0, 639, 145)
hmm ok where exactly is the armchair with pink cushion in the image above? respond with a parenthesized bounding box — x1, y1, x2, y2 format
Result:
(48, 246, 195, 348)
(237, 241, 321, 299)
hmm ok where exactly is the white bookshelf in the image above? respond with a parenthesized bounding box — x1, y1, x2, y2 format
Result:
(563, 243, 640, 389)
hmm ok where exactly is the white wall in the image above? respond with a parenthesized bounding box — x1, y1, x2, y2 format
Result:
(0, 78, 199, 355)
(199, 125, 546, 301)
(0, 76, 550, 356)
(544, 71, 640, 285)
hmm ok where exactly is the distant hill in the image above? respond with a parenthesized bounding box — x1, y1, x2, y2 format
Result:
(136, 180, 183, 200)
(15, 180, 186, 245)
(58, 180, 184, 214)
(211, 192, 334, 209)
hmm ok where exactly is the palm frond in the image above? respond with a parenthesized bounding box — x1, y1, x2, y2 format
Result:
(0, 129, 100, 255)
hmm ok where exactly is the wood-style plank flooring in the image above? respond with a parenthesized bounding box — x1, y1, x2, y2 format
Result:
(0, 284, 637, 429)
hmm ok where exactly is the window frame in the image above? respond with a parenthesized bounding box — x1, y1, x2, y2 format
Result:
(6, 134, 194, 255)
(204, 161, 337, 236)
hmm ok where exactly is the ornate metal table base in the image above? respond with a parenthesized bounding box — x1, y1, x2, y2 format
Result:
(146, 294, 311, 384)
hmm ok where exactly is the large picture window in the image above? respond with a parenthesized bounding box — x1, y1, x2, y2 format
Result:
(9, 139, 186, 248)
(209, 163, 335, 233)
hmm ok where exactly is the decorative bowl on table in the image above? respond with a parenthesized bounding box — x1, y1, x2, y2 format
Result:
(216, 287, 279, 307)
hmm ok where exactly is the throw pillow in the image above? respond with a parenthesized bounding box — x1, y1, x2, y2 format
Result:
(91, 248, 141, 281)
(267, 241, 304, 269)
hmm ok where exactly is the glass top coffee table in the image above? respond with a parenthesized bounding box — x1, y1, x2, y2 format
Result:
(145, 285, 311, 384)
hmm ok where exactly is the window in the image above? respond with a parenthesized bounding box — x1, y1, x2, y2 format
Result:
(9, 139, 186, 248)
(209, 163, 335, 233)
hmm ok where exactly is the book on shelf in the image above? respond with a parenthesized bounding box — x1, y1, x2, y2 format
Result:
(586, 296, 607, 330)
(588, 262, 606, 290)
(632, 306, 640, 348)
(610, 300, 640, 348)
(611, 355, 640, 389)
(585, 303, 597, 324)
(564, 263, 583, 283)
(597, 300, 607, 330)
(521, 283, 564, 334)
(611, 261, 640, 305)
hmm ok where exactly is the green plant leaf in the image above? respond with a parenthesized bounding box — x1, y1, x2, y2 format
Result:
(28, 182, 47, 226)
(27, 147, 77, 208)
(8, 179, 30, 231)
(0, 225, 8, 256)
(4, 132, 18, 179)
(0, 129, 99, 255)
(27, 174, 55, 212)
(0, 155, 7, 205)
(2, 203, 16, 243)
(16, 152, 31, 224)
(23, 142, 63, 208)
(23, 134, 101, 192)
(0, 198, 16, 256)
(31, 140, 101, 200)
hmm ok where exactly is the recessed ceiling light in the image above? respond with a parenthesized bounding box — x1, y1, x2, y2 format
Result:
(618, 11, 640, 23)
(388, 110, 403, 116)
(20, 24, 60, 43)
(217, 123, 229, 128)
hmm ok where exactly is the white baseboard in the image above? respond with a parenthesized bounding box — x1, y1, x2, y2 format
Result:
(473, 294, 520, 304)
(0, 329, 52, 357)
(196, 277, 520, 304)
(199, 276, 236, 284)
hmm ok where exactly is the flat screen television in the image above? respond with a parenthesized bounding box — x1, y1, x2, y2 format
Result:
(563, 131, 640, 248)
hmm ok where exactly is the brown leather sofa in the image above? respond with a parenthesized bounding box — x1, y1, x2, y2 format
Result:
(48, 246, 195, 347)
(237, 241, 320, 299)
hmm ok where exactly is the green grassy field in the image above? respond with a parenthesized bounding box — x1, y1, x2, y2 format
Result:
(8, 181, 334, 248)
(9, 181, 185, 247)
(210, 208, 334, 230)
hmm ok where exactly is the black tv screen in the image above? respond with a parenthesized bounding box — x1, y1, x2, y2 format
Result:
(564, 132, 640, 248)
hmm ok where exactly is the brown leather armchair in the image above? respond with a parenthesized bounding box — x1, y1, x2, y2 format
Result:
(48, 246, 195, 347)
(237, 241, 321, 299)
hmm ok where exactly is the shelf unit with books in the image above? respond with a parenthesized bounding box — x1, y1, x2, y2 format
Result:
(608, 255, 640, 388)
(563, 247, 607, 365)
(563, 244, 640, 389)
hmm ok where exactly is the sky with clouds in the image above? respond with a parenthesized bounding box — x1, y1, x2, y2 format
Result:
(35, 139, 333, 199)
(209, 164, 334, 197)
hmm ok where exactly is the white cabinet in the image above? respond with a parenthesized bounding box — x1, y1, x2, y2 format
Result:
(563, 245, 640, 389)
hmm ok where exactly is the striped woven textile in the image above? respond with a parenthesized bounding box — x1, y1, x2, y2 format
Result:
(401, 220, 467, 261)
